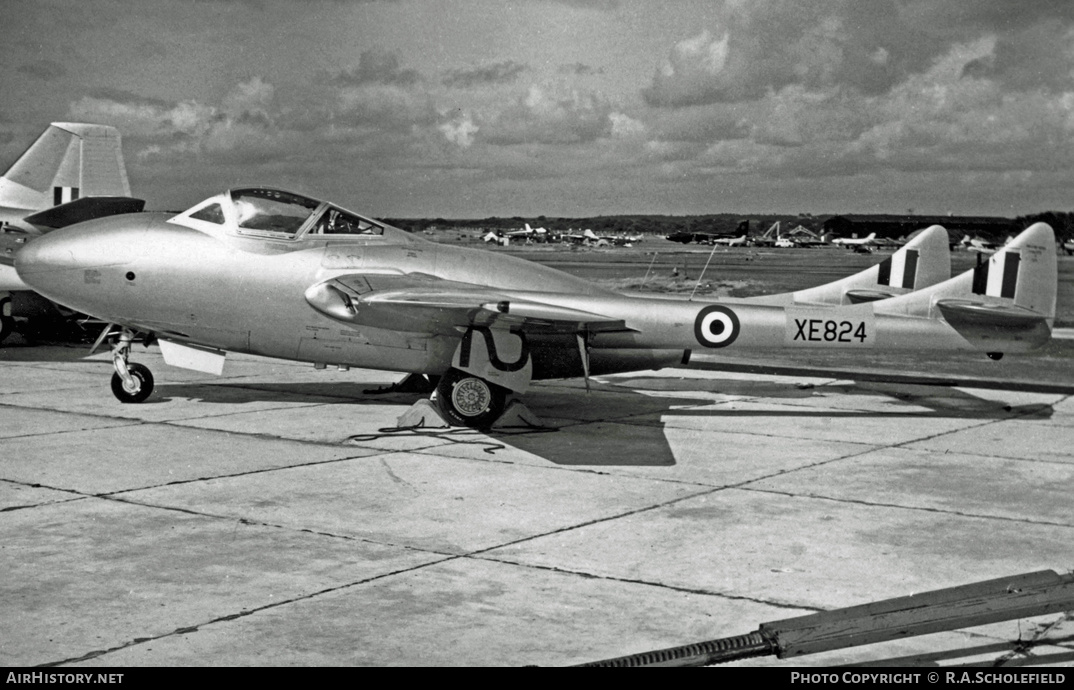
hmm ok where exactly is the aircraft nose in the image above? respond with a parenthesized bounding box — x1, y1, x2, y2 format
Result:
(16, 225, 143, 276)
(15, 218, 149, 306)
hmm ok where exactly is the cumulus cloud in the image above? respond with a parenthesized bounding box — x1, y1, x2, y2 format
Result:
(644, 1, 1074, 110)
(439, 113, 479, 148)
(68, 78, 283, 162)
(443, 61, 528, 88)
(960, 22, 1074, 91)
(630, 0, 1074, 196)
(629, 14, 1074, 198)
(643, 29, 736, 106)
(480, 84, 615, 145)
(222, 76, 275, 123)
(326, 50, 438, 130)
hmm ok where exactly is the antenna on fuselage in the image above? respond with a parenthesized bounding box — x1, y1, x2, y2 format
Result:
(689, 243, 719, 301)
(641, 252, 658, 286)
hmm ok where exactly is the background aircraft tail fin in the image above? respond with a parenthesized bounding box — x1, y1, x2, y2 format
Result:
(785, 224, 951, 306)
(876, 222, 1057, 351)
(0, 123, 131, 213)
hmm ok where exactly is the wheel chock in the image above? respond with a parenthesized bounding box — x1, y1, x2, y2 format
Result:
(395, 399, 451, 428)
(492, 399, 547, 429)
(366, 373, 437, 395)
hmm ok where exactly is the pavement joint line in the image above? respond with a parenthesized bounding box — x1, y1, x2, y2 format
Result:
(739, 486, 1074, 530)
(0, 422, 144, 442)
(24, 484, 769, 665)
(874, 398, 1072, 455)
(75, 492, 471, 558)
(0, 449, 414, 509)
(474, 553, 824, 613)
(38, 551, 467, 667)
(461, 486, 728, 561)
(89, 449, 424, 498)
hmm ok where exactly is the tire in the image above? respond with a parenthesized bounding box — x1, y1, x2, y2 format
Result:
(110, 362, 155, 403)
(434, 369, 506, 428)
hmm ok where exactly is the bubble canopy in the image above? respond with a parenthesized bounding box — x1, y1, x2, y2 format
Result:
(173, 187, 385, 239)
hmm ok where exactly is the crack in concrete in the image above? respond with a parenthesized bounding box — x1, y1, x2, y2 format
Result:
(37, 552, 462, 667)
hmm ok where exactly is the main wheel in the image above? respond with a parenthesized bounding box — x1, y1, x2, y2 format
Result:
(434, 369, 506, 428)
(110, 362, 155, 403)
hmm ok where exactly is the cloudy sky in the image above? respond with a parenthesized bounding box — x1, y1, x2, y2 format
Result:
(3, 0, 1074, 218)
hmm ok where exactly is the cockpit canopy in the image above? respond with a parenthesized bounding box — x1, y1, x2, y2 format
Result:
(171, 188, 386, 240)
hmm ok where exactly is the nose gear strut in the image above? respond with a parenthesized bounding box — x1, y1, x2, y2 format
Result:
(109, 328, 155, 403)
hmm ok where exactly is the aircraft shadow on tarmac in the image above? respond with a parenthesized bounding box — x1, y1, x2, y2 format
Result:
(151, 375, 1057, 468)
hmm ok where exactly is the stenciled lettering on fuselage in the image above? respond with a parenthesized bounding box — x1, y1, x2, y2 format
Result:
(693, 305, 741, 348)
(784, 307, 876, 348)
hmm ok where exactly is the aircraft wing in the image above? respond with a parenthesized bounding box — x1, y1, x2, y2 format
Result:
(22, 196, 146, 230)
(305, 272, 631, 335)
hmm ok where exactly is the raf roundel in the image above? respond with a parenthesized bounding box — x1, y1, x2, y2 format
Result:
(694, 305, 741, 348)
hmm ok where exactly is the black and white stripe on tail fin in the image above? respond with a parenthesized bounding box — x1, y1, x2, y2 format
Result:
(876, 222, 1057, 352)
(53, 186, 80, 205)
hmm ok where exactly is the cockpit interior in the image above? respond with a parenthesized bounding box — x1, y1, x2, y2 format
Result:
(172, 188, 386, 240)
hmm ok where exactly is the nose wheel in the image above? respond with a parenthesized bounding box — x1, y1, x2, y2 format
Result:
(109, 328, 155, 403)
(110, 362, 154, 403)
(433, 368, 506, 428)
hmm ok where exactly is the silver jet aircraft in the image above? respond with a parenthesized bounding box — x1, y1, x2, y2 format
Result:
(14, 188, 1056, 427)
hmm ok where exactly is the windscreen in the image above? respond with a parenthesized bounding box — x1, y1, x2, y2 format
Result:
(230, 188, 320, 237)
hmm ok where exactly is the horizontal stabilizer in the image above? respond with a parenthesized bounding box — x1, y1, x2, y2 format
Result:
(23, 196, 145, 229)
(844, 289, 899, 304)
(934, 300, 1052, 350)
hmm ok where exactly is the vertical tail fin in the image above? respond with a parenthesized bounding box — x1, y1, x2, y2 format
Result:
(0, 123, 131, 212)
(752, 225, 951, 307)
(876, 222, 1056, 351)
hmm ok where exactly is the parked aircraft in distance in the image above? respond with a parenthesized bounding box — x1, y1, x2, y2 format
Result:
(744, 225, 950, 307)
(15, 188, 1056, 428)
(960, 234, 1012, 255)
(509, 223, 548, 241)
(712, 234, 748, 247)
(0, 123, 142, 343)
(666, 220, 749, 245)
(831, 232, 878, 248)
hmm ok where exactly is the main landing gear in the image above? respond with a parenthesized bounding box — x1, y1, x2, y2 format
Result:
(109, 328, 154, 403)
(0, 297, 14, 345)
(433, 368, 507, 428)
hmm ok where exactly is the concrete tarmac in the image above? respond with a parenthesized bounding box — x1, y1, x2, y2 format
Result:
(1, 344, 1072, 667)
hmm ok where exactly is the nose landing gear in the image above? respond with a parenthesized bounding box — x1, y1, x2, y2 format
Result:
(109, 328, 154, 403)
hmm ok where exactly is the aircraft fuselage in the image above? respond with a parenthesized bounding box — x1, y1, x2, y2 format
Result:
(18, 209, 1034, 388)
